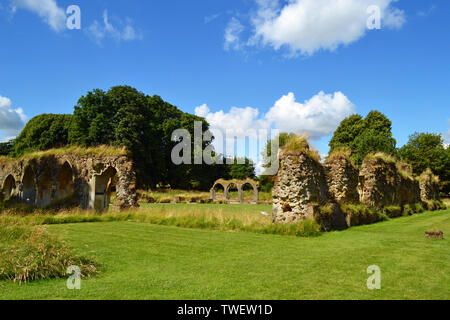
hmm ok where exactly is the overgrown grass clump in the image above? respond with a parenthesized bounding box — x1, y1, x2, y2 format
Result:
(383, 206, 403, 218)
(364, 152, 397, 164)
(0, 219, 97, 283)
(282, 134, 321, 162)
(4, 145, 128, 160)
(340, 203, 384, 225)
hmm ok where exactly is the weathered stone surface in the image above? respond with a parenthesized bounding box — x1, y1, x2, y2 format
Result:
(358, 158, 421, 208)
(272, 150, 438, 230)
(272, 151, 328, 224)
(0, 153, 138, 211)
(419, 169, 440, 202)
(324, 155, 359, 204)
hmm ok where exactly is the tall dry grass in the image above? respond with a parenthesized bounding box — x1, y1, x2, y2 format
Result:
(0, 219, 97, 283)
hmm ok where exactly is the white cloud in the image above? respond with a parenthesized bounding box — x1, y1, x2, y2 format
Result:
(196, 91, 355, 161)
(196, 104, 270, 139)
(248, 0, 406, 55)
(265, 91, 355, 140)
(224, 17, 244, 51)
(87, 10, 142, 45)
(11, 0, 66, 32)
(0, 95, 27, 141)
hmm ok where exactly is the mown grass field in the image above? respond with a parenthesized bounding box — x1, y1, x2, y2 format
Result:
(0, 205, 448, 300)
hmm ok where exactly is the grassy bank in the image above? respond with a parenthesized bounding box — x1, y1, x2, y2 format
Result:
(0, 209, 448, 299)
(0, 204, 320, 238)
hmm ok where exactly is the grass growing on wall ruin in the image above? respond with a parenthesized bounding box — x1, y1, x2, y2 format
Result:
(0, 208, 448, 300)
(0, 145, 127, 161)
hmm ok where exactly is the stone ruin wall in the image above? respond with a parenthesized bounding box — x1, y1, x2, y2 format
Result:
(323, 155, 360, 204)
(272, 152, 328, 224)
(418, 170, 440, 202)
(272, 149, 441, 229)
(0, 153, 138, 211)
(358, 159, 421, 208)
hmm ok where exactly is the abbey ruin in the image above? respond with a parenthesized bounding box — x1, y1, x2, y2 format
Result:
(272, 145, 442, 230)
(0, 153, 138, 211)
(210, 178, 259, 204)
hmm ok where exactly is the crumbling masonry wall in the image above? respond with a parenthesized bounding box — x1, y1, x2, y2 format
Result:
(324, 155, 359, 204)
(272, 150, 441, 229)
(0, 153, 138, 211)
(272, 151, 328, 224)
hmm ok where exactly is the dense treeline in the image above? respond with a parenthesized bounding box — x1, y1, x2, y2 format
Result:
(0, 86, 255, 190)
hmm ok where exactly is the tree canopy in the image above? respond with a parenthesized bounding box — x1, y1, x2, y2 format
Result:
(399, 132, 450, 194)
(12, 114, 72, 157)
(329, 111, 397, 165)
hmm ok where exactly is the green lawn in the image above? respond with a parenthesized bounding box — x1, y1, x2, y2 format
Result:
(1, 208, 449, 300)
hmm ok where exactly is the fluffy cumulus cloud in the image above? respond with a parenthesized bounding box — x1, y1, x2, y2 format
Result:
(195, 91, 355, 161)
(0, 95, 27, 141)
(265, 91, 355, 140)
(87, 10, 142, 45)
(11, 0, 66, 32)
(238, 0, 405, 55)
(197, 91, 354, 142)
(195, 104, 270, 139)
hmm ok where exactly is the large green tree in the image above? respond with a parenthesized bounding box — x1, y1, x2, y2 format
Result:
(68, 86, 220, 189)
(329, 111, 397, 165)
(13, 114, 72, 156)
(399, 132, 450, 194)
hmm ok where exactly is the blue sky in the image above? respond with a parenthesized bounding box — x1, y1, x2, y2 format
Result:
(0, 0, 449, 169)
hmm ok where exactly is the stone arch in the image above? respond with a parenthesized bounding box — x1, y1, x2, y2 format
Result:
(225, 182, 242, 203)
(36, 164, 54, 207)
(241, 181, 259, 203)
(21, 165, 37, 205)
(210, 181, 226, 201)
(1, 174, 16, 200)
(93, 166, 118, 211)
(55, 161, 74, 201)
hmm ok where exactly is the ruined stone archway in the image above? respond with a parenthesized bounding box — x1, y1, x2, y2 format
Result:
(210, 179, 259, 204)
(36, 164, 54, 208)
(22, 166, 37, 205)
(211, 182, 226, 201)
(226, 182, 241, 203)
(0, 151, 138, 211)
(55, 161, 74, 201)
(1, 175, 16, 201)
(92, 166, 118, 212)
(241, 181, 259, 203)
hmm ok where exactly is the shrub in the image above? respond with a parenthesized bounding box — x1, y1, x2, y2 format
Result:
(402, 204, 414, 216)
(340, 204, 381, 226)
(384, 206, 402, 218)
(414, 203, 425, 214)
(423, 201, 436, 212)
